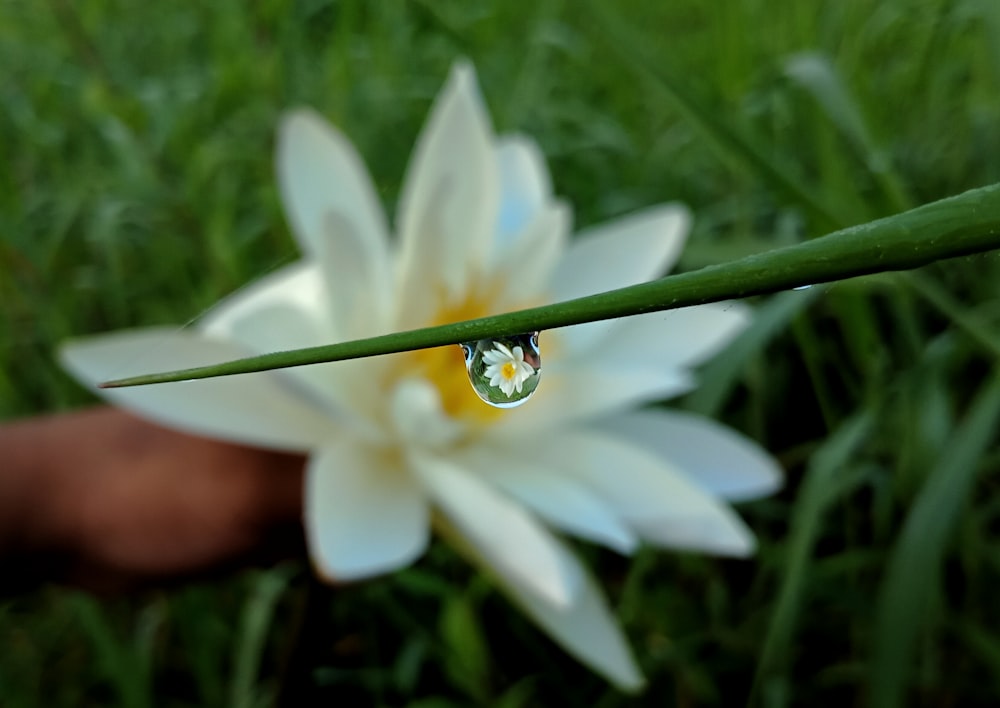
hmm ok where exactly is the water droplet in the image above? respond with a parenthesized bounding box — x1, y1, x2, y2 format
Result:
(460, 332, 541, 408)
(793, 284, 814, 291)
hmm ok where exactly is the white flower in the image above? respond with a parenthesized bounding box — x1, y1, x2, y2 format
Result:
(60, 62, 782, 691)
(482, 341, 535, 397)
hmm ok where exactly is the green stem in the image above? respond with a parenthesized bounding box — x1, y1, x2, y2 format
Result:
(101, 183, 1000, 388)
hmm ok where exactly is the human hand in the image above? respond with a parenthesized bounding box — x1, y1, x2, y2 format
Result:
(0, 407, 306, 593)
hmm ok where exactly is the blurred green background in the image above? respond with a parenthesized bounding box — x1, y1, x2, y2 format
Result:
(3, 0, 1000, 705)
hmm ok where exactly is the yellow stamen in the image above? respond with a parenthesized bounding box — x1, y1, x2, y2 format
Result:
(386, 284, 546, 424)
(390, 288, 504, 424)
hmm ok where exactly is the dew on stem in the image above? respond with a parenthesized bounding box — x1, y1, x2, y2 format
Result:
(460, 333, 541, 408)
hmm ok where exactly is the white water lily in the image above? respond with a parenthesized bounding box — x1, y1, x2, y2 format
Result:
(60, 62, 781, 690)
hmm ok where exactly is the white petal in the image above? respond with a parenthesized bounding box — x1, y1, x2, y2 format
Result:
(485, 537, 645, 691)
(59, 327, 333, 451)
(389, 378, 463, 449)
(277, 110, 389, 258)
(220, 303, 382, 438)
(502, 476, 638, 553)
(527, 430, 757, 557)
(306, 442, 429, 580)
(499, 377, 516, 397)
(318, 211, 394, 339)
(495, 201, 571, 302)
(482, 340, 517, 365)
(412, 453, 580, 607)
(277, 109, 392, 336)
(494, 135, 553, 244)
(197, 262, 379, 429)
(495, 356, 694, 435)
(601, 409, 783, 501)
(395, 62, 499, 324)
(199, 261, 334, 346)
(208, 294, 327, 356)
(551, 204, 691, 350)
(593, 301, 752, 369)
(550, 203, 690, 301)
(454, 445, 637, 553)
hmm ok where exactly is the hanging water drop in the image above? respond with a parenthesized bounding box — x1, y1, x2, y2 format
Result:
(460, 332, 541, 408)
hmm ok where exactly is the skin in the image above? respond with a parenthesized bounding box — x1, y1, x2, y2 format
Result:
(0, 407, 306, 594)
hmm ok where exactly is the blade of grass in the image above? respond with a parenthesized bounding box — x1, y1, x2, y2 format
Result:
(750, 411, 875, 707)
(69, 593, 161, 708)
(784, 52, 914, 213)
(953, 619, 1000, 697)
(898, 271, 1000, 358)
(96, 182, 1000, 388)
(870, 368, 1000, 708)
(439, 591, 492, 701)
(229, 567, 294, 708)
(584, 1, 845, 230)
(685, 288, 821, 418)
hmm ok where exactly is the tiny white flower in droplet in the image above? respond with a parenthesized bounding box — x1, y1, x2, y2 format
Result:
(482, 341, 536, 397)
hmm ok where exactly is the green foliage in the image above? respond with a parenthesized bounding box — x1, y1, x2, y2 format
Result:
(3, 0, 1000, 705)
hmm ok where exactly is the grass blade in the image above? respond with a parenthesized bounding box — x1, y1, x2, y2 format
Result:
(750, 411, 875, 707)
(69, 593, 160, 708)
(584, 1, 845, 230)
(685, 288, 821, 418)
(96, 182, 1000, 388)
(784, 52, 914, 213)
(870, 369, 1000, 708)
(229, 567, 294, 708)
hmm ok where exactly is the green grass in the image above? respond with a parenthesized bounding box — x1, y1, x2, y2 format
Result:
(3, 0, 1000, 705)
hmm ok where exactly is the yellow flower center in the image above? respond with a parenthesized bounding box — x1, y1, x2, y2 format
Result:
(384, 282, 548, 426)
(390, 287, 506, 425)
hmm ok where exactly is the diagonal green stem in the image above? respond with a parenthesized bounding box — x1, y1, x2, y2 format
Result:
(101, 183, 1000, 388)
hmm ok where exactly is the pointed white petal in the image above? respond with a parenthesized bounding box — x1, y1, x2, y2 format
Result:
(528, 430, 757, 557)
(601, 409, 783, 502)
(209, 296, 326, 355)
(486, 537, 645, 691)
(495, 356, 694, 434)
(277, 109, 392, 336)
(306, 442, 429, 580)
(277, 110, 390, 258)
(59, 328, 333, 451)
(495, 201, 571, 302)
(218, 303, 383, 439)
(197, 262, 381, 429)
(593, 302, 752, 369)
(412, 453, 580, 607)
(502, 476, 638, 554)
(551, 204, 691, 350)
(395, 62, 499, 324)
(317, 211, 394, 339)
(200, 261, 334, 345)
(494, 135, 553, 243)
(224, 301, 343, 403)
(454, 445, 637, 553)
(197, 266, 390, 437)
(628, 511, 755, 557)
(389, 378, 464, 448)
(550, 203, 690, 301)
